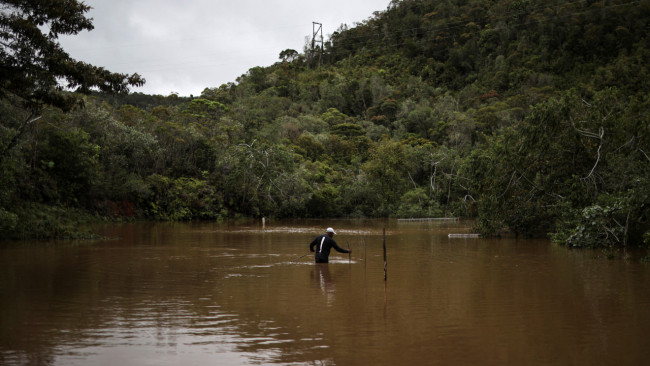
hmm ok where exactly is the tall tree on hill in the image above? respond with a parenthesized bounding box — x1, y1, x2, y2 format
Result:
(0, 0, 144, 157)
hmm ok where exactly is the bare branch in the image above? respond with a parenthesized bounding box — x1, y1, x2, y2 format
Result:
(583, 142, 602, 180)
(0, 113, 42, 161)
(407, 171, 417, 189)
(581, 127, 604, 181)
(613, 136, 635, 153)
(639, 148, 650, 163)
(498, 171, 519, 199)
(570, 116, 602, 139)
(429, 164, 437, 192)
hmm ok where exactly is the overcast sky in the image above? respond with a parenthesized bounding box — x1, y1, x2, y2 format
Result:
(58, 0, 390, 97)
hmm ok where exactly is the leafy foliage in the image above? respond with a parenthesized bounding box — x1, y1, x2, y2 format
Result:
(2, 0, 650, 250)
(0, 0, 144, 111)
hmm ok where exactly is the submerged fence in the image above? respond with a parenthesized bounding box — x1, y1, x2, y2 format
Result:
(396, 217, 459, 222)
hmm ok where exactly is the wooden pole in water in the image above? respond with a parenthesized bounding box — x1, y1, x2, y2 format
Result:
(363, 236, 367, 268)
(346, 239, 351, 264)
(383, 229, 388, 311)
(383, 228, 387, 281)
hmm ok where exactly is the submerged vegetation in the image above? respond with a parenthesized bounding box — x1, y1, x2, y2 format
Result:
(1, 0, 649, 251)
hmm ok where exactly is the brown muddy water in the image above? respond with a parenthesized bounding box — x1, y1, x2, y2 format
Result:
(1, 219, 649, 365)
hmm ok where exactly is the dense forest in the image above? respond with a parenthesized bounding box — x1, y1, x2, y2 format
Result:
(1, 0, 649, 252)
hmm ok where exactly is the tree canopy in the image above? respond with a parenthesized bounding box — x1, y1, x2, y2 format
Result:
(1, 0, 649, 255)
(0, 0, 144, 111)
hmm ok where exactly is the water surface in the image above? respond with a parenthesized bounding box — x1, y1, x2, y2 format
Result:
(1, 219, 648, 365)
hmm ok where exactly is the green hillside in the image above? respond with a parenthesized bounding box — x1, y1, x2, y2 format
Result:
(1, 0, 649, 250)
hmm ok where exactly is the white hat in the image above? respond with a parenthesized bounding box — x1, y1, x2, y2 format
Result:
(326, 227, 336, 234)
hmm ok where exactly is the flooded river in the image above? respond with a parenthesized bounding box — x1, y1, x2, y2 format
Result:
(1, 219, 649, 365)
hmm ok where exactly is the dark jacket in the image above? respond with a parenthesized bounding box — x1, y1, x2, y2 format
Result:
(310, 234, 349, 263)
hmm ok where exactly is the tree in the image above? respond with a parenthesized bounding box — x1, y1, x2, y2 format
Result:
(467, 88, 650, 245)
(215, 140, 304, 217)
(36, 127, 101, 206)
(362, 138, 413, 215)
(279, 49, 299, 63)
(0, 0, 144, 112)
(0, 0, 144, 165)
(0, 1, 145, 238)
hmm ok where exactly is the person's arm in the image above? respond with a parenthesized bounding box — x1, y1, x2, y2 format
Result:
(309, 237, 318, 252)
(331, 238, 351, 253)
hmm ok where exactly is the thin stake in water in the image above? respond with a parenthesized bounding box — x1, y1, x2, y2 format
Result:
(363, 235, 367, 268)
(346, 239, 351, 264)
(290, 252, 311, 263)
(383, 228, 387, 281)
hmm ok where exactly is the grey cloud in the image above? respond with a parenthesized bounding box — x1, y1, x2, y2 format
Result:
(58, 0, 389, 96)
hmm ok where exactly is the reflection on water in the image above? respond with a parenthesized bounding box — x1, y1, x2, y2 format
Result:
(313, 264, 336, 306)
(1, 219, 649, 365)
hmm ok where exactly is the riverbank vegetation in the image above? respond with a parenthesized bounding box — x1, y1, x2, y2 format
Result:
(2, 0, 649, 251)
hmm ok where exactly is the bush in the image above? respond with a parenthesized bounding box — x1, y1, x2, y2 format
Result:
(145, 174, 223, 221)
(0, 204, 96, 240)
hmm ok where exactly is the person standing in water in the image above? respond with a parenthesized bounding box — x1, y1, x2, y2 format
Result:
(309, 227, 351, 263)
